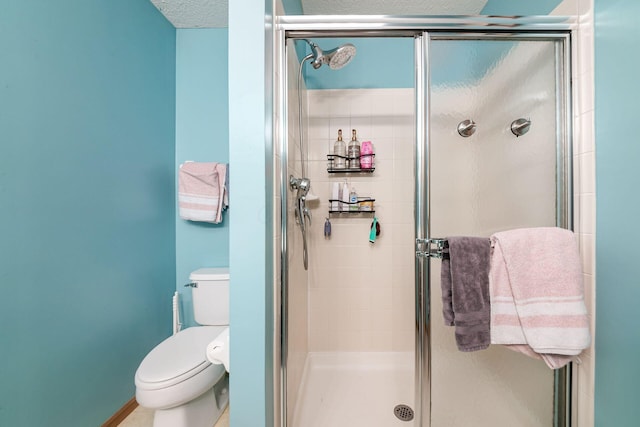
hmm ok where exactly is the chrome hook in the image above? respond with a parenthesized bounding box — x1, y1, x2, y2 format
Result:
(457, 119, 477, 137)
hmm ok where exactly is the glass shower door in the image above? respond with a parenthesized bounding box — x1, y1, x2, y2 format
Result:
(427, 36, 570, 426)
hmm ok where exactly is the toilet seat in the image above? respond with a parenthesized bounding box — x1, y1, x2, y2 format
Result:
(135, 326, 227, 409)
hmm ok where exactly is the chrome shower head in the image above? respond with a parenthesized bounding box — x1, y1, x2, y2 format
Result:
(306, 41, 357, 70)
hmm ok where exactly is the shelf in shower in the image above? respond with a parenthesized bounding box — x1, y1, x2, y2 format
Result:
(328, 198, 375, 215)
(326, 154, 375, 173)
(328, 210, 376, 215)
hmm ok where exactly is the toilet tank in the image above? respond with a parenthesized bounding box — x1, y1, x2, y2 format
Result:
(189, 268, 229, 326)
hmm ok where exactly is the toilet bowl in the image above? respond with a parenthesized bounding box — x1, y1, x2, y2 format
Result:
(135, 268, 230, 427)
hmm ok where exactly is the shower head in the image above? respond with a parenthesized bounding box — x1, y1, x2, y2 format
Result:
(305, 41, 357, 70)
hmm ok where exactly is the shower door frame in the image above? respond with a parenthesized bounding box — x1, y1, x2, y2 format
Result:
(275, 15, 575, 427)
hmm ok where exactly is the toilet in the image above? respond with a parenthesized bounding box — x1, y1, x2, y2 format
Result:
(135, 268, 230, 427)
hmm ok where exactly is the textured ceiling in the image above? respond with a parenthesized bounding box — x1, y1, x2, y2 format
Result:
(301, 0, 489, 16)
(150, 0, 227, 28)
(151, 0, 489, 28)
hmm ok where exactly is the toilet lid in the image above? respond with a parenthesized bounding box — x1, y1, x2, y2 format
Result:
(136, 326, 226, 389)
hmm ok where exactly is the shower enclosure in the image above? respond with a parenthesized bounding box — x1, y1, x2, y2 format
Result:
(275, 17, 572, 427)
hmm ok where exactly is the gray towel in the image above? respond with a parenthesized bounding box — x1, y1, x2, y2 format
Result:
(440, 236, 491, 352)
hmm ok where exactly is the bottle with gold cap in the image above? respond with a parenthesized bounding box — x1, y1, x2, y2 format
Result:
(333, 129, 346, 169)
(347, 129, 360, 169)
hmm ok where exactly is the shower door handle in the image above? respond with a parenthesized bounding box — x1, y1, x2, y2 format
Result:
(415, 238, 446, 258)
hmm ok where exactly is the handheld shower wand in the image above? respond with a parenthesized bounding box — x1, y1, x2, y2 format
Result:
(290, 40, 357, 270)
(290, 176, 311, 269)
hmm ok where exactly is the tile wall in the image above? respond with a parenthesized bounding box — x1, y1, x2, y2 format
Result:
(305, 88, 416, 353)
(555, 1, 596, 426)
(281, 42, 310, 423)
(551, 1, 596, 425)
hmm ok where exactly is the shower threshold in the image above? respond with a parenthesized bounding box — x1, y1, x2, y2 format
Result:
(292, 351, 415, 427)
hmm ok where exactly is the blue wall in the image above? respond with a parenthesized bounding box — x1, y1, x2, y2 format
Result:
(0, 1, 176, 425)
(594, 0, 640, 425)
(302, 38, 414, 89)
(301, 38, 522, 90)
(229, 0, 274, 425)
(175, 29, 230, 327)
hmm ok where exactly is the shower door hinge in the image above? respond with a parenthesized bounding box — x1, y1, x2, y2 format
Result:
(415, 238, 446, 259)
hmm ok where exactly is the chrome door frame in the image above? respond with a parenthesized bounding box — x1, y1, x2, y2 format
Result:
(274, 16, 575, 427)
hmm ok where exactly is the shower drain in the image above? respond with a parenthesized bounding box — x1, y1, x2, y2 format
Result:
(394, 404, 414, 422)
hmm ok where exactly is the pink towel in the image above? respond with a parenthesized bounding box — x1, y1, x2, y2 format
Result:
(489, 227, 590, 369)
(178, 162, 228, 224)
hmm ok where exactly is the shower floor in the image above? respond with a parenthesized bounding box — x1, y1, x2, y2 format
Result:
(292, 352, 415, 427)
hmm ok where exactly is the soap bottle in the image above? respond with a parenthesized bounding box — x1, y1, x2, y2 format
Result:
(360, 141, 374, 169)
(333, 129, 346, 169)
(349, 187, 358, 211)
(341, 182, 350, 212)
(347, 129, 360, 169)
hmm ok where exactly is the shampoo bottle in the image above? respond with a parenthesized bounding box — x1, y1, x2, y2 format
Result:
(331, 182, 340, 211)
(341, 182, 350, 212)
(360, 141, 374, 169)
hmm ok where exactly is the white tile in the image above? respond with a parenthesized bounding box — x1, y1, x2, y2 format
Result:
(393, 136, 415, 161)
(391, 202, 415, 225)
(309, 327, 329, 351)
(308, 117, 330, 140)
(369, 243, 393, 268)
(392, 181, 415, 204)
(308, 137, 330, 162)
(393, 158, 416, 180)
(393, 92, 415, 116)
(367, 309, 394, 334)
(371, 116, 394, 138)
(578, 10, 595, 73)
(368, 262, 393, 288)
(578, 194, 595, 234)
(329, 117, 352, 137)
(578, 151, 595, 194)
(372, 91, 396, 116)
(577, 110, 594, 154)
(370, 287, 394, 311)
(350, 116, 373, 142)
(362, 331, 394, 351)
(328, 93, 352, 117)
(349, 90, 374, 118)
(578, 0, 594, 16)
(576, 70, 594, 115)
(583, 273, 595, 317)
(308, 90, 332, 118)
(392, 244, 415, 267)
(577, 233, 593, 276)
(392, 332, 415, 351)
(393, 116, 415, 138)
(392, 223, 416, 247)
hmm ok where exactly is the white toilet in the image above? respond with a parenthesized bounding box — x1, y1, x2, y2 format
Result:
(135, 268, 230, 427)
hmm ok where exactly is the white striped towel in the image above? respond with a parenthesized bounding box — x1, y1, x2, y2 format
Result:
(178, 162, 228, 224)
(489, 227, 590, 369)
